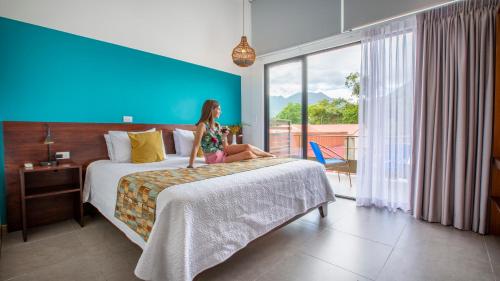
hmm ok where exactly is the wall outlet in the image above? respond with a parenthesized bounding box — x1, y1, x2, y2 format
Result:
(55, 151, 70, 160)
(123, 116, 133, 123)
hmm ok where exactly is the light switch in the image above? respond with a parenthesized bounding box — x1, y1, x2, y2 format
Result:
(123, 116, 133, 123)
(55, 151, 70, 160)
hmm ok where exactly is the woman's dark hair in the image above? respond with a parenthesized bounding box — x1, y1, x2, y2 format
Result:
(196, 100, 220, 126)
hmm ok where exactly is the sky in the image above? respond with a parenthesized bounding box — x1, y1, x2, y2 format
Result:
(269, 43, 361, 100)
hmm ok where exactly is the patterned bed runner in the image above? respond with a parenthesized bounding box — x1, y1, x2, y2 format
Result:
(114, 157, 297, 241)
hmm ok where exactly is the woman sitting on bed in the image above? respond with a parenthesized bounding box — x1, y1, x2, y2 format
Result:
(187, 100, 273, 168)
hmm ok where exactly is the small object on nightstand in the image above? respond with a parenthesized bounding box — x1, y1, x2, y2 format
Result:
(19, 163, 83, 242)
(23, 163, 33, 170)
(55, 151, 70, 160)
(39, 124, 58, 166)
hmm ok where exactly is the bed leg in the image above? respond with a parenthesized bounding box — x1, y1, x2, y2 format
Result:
(318, 203, 328, 218)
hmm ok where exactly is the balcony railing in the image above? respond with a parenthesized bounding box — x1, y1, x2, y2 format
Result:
(269, 120, 358, 174)
(269, 119, 294, 157)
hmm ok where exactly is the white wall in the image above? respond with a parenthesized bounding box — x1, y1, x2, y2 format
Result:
(0, 0, 250, 76)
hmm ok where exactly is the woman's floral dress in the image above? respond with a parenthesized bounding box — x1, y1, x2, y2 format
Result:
(200, 122, 224, 153)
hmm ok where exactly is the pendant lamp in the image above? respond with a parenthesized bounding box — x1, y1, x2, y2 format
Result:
(232, 0, 255, 67)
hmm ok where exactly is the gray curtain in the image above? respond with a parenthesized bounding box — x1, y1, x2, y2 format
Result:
(412, 0, 499, 234)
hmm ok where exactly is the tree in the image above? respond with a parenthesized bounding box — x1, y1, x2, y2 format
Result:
(340, 102, 358, 124)
(345, 72, 360, 97)
(308, 99, 341, 124)
(275, 103, 301, 124)
(332, 98, 356, 124)
(276, 98, 359, 125)
(307, 98, 358, 124)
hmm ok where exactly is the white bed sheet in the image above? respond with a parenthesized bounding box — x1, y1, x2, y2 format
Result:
(83, 155, 204, 248)
(84, 155, 335, 281)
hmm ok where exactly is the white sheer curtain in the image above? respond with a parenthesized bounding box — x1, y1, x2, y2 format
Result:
(357, 17, 416, 211)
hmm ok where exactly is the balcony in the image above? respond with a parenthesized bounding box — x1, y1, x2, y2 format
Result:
(270, 119, 358, 198)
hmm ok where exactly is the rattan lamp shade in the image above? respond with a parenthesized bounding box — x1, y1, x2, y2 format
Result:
(232, 36, 255, 67)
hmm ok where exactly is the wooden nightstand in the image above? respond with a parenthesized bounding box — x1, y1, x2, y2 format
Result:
(19, 163, 83, 241)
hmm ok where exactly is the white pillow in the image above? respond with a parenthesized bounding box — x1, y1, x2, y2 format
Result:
(109, 128, 164, 163)
(103, 134, 114, 161)
(174, 129, 195, 157)
(157, 130, 168, 159)
(173, 131, 181, 155)
(175, 128, 194, 134)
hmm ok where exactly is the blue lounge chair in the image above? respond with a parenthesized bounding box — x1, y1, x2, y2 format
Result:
(310, 141, 352, 187)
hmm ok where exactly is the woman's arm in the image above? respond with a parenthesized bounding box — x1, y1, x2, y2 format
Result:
(217, 122, 229, 150)
(222, 132, 229, 150)
(188, 123, 205, 168)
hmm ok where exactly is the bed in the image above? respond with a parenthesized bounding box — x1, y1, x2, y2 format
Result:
(83, 154, 334, 281)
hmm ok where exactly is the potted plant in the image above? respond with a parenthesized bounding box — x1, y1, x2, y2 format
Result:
(228, 125, 241, 145)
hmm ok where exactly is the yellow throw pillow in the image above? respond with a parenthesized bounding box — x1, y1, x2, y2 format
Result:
(128, 131, 165, 163)
(192, 131, 204, 157)
(197, 147, 204, 158)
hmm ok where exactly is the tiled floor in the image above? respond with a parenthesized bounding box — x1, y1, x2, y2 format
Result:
(1, 198, 499, 281)
(326, 172, 357, 198)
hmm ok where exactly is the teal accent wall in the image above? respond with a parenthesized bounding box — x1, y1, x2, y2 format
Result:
(0, 17, 241, 224)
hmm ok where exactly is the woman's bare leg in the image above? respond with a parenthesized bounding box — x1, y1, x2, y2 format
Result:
(225, 144, 252, 155)
(249, 145, 274, 157)
(224, 150, 257, 163)
(225, 144, 274, 158)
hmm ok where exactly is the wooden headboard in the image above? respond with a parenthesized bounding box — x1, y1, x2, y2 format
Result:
(3, 121, 196, 231)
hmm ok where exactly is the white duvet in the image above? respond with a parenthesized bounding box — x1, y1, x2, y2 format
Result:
(83, 155, 334, 281)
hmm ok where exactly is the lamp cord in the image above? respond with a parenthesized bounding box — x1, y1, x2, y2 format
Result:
(242, 0, 245, 36)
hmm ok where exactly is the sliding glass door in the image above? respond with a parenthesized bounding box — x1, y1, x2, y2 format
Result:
(265, 43, 361, 198)
(306, 44, 361, 198)
(265, 60, 304, 158)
